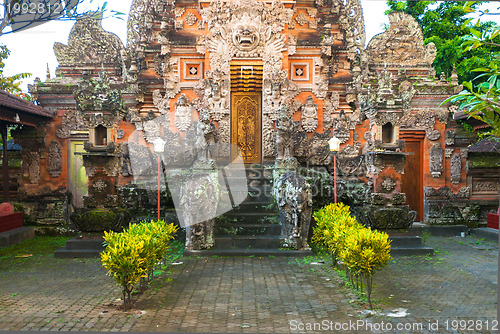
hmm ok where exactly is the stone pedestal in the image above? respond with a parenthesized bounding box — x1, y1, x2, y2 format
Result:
(358, 151, 416, 230)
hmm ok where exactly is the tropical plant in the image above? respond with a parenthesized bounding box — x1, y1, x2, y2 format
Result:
(386, 1, 499, 83)
(311, 203, 392, 309)
(0, 44, 30, 97)
(100, 219, 178, 309)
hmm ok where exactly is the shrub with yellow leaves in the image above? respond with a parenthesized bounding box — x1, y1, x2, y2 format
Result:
(100, 220, 178, 309)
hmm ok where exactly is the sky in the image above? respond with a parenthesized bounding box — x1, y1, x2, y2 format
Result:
(0, 0, 497, 92)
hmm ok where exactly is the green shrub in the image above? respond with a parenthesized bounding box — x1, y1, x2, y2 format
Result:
(100, 220, 178, 309)
(311, 203, 392, 309)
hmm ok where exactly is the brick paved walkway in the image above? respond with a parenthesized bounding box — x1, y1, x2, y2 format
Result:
(0, 235, 497, 333)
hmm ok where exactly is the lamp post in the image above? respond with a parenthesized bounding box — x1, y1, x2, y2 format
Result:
(153, 137, 166, 221)
(328, 136, 341, 203)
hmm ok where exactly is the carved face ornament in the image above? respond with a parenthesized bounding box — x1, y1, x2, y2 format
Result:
(232, 13, 260, 51)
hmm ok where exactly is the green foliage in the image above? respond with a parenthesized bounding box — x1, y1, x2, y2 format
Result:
(311, 203, 392, 309)
(100, 220, 178, 309)
(0, 45, 30, 98)
(440, 6, 500, 138)
(386, 1, 499, 83)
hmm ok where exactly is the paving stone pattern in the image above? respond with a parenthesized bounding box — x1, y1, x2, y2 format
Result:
(0, 235, 497, 333)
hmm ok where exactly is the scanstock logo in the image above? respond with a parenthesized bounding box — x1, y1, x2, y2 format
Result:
(127, 119, 248, 228)
(2, 0, 79, 33)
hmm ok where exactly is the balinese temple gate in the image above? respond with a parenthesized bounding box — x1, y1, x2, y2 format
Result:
(17, 0, 484, 250)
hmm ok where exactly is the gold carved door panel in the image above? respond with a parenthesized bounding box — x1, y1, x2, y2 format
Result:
(231, 92, 261, 163)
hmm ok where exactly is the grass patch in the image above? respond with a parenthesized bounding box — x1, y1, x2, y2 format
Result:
(0, 236, 70, 260)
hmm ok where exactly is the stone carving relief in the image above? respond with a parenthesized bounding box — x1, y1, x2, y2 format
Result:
(75, 70, 122, 113)
(56, 110, 88, 139)
(27, 151, 40, 184)
(307, 132, 332, 166)
(202, 0, 291, 76)
(472, 180, 500, 193)
(54, 16, 124, 66)
(301, 95, 318, 133)
(450, 153, 461, 184)
(400, 109, 440, 141)
(322, 91, 340, 130)
(276, 105, 298, 160)
(331, 110, 353, 144)
(381, 177, 396, 192)
(366, 12, 436, 66)
(152, 89, 170, 114)
(445, 148, 453, 158)
(445, 130, 455, 146)
(430, 143, 443, 178)
(339, 0, 366, 58)
(48, 140, 63, 178)
(263, 115, 277, 158)
(174, 94, 193, 132)
(92, 179, 108, 192)
(127, 0, 169, 52)
(184, 12, 197, 26)
(399, 80, 415, 110)
(202, 70, 230, 121)
(263, 70, 289, 120)
(295, 12, 308, 26)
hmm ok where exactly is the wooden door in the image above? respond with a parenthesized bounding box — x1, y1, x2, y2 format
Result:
(231, 92, 261, 163)
(400, 132, 424, 222)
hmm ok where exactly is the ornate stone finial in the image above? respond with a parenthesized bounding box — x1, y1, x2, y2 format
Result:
(54, 15, 124, 67)
(46, 64, 50, 80)
(440, 72, 446, 81)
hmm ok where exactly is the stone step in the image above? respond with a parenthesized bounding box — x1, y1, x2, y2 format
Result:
(214, 236, 282, 249)
(389, 235, 424, 247)
(54, 249, 102, 258)
(215, 223, 281, 236)
(184, 248, 312, 257)
(222, 212, 279, 224)
(64, 237, 105, 250)
(0, 227, 35, 248)
(230, 202, 277, 213)
(390, 246, 435, 256)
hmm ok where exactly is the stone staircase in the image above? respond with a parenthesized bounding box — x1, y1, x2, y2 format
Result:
(388, 232, 434, 256)
(185, 165, 312, 256)
(54, 234, 105, 258)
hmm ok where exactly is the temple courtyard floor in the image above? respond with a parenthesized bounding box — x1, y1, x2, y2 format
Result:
(0, 234, 497, 333)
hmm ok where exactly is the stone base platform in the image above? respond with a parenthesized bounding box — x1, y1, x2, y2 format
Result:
(0, 226, 35, 248)
(54, 235, 105, 258)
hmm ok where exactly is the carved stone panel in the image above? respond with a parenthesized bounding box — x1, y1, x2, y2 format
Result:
(430, 144, 443, 178)
(174, 94, 193, 132)
(48, 141, 63, 178)
(301, 95, 318, 133)
(450, 153, 461, 184)
(472, 178, 500, 196)
(27, 151, 40, 184)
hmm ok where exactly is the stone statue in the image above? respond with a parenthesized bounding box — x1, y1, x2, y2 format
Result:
(301, 95, 318, 132)
(274, 171, 313, 250)
(276, 105, 297, 160)
(205, 70, 229, 121)
(174, 94, 192, 132)
(195, 109, 215, 163)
